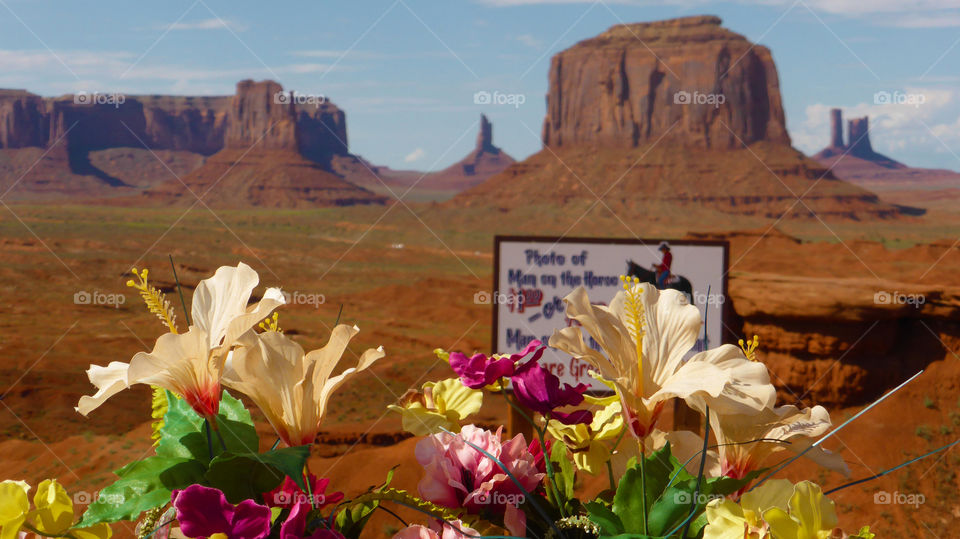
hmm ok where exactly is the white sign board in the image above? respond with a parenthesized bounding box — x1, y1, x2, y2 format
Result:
(493, 236, 729, 392)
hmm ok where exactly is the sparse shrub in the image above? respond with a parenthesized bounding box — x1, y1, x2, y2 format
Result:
(915, 425, 933, 441)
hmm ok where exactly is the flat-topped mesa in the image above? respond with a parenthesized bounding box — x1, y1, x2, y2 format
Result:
(0, 80, 350, 166)
(541, 15, 789, 149)
(0, 91, 231, 155)
(225, 79, 349, 166)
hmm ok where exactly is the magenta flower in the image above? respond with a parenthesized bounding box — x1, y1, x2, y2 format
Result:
(414, 425, 544, 536)
(449, 340, 544, 389)
(266, 474, 344, 510)
(511, 356, 593, 425)
(171, 484, 271, 539)
(280, 500, 345, 539)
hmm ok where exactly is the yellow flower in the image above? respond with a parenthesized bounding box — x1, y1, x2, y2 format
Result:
(0, 480, 30, 539)
(387, 378, 482, 436)
(25, 480, 111, 539)
(763, 481, 839, 539)
(703, 479, 794, 539)
(710, 405, 849, 481)
(550, 283, 775, 441)
(223, 326, 384, 446)
(547, 393, 623, 475)
(77, 263, 285, 419)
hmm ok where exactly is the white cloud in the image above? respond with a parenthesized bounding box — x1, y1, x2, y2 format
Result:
(0, 49, 346, 95)
(404, 147, 426, 162)
(164, 18, 247, 32)
(516, 34, 543, 48)
(874, 12, 960, 27)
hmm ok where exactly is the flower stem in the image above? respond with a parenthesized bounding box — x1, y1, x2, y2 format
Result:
(209, 416, 228, 452)
(606, 460, 616, 491)
(168, 254, 190, 326)
(498, 380, 536, 430)
(537, 417, 565, 519)
(638, 438, 649, 537)
(204, 418, 214, 459)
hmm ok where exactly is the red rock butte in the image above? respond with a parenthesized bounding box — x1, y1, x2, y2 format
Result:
(541, 15, 789, 150)
(457, 15, 904, 221)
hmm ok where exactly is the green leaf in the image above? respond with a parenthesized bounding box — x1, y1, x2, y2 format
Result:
(586, 500, 624, 536)
(335, 498, 379, 539)
(687, 512, 709, 538)
(155, 389, 259, 463)
(213, 390, 260, 453)
(611, 444, 676, 534)
(78, 456, 206, 526)
(551, 440, 576, 502)
(648, 478, 697, 536)
(205, 446, 310, 504)
(646, 469, 764, 536)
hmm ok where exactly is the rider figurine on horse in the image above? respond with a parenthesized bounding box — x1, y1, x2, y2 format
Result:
(655, 241, 672, 289)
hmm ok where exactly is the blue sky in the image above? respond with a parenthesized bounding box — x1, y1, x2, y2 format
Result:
(3, 0, 960, 171)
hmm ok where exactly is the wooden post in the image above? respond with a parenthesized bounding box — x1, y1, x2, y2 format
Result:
(507, 395, 535, 441)
(673, 399, 701, 433)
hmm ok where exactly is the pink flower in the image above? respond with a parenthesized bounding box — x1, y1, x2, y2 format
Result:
(414, 425, 543, 536)
(391, 519, 478, 539)
(449, 341, 543, 389)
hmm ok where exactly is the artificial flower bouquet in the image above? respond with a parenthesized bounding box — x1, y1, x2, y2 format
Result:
(1, 265, 948, 538)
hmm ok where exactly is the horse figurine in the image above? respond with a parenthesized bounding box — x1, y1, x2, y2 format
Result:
(626, 260, 693, 300)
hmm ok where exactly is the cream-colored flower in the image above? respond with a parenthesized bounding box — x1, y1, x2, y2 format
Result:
(77, 263, 284, 418)
(550, 282, 775, 441)
(711, 405, 849, 480)
(223, 326, 384, 446)
(387, 378, 482, 436)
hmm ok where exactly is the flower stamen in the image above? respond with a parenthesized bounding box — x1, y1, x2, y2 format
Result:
(739, 335, 760, 361)
(619, 275, 646, 396)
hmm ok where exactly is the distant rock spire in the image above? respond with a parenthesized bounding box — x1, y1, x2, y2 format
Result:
(847, 116, 873, 158)
(476, 113, 494, 152)
(829, 108, 843, 149)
